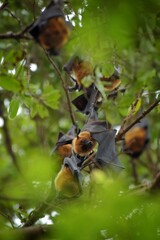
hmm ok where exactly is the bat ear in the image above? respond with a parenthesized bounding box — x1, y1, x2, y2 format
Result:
(58, 132, 64, 140)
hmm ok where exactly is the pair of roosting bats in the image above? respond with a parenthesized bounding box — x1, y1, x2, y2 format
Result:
(53, 109, 123, 198)
(63, 56, 122, 115)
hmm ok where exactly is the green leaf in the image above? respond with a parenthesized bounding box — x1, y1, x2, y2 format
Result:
(37, 103, 49, 118)
(9, 97, 20, 119)
(42, 85, 60, 109)
(0, 76, 21, 93)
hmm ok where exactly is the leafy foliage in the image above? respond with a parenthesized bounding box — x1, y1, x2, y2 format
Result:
(0, 0, 160, 239)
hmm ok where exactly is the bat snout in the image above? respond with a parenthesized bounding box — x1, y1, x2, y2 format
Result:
(81, 140, 94, 152)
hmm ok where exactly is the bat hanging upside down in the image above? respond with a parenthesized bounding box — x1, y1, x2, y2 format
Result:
(72, 131, 97, 157)
(38, 17, 70, 54)
(123, 123, 149, 158)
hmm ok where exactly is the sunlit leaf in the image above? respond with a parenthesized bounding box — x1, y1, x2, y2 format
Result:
(0, 76, 21, 92)
(9, 97, 20, 119)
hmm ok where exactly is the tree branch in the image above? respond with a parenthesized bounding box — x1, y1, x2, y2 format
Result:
(116, 98, 160, 141)
(44, 50, 77, 129)
(0, 101, 21, 173)
(0, 1, 8, 11)
(0, 23, 33, 40)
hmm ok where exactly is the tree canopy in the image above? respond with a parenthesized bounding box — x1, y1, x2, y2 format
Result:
(0, 0, 160, 239)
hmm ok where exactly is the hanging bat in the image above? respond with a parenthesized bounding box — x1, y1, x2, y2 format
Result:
(100, 66, 121, 92)
(123, 118, 150, 158)
(52, 125, 78, 160)
(63, 56, 93, 91)
(72, 131, 97, 157)
(72, 84, 102, 115)
(74, 108, 123, 170)
(29, 1, 71, 55)
(54, 154, 82, 198)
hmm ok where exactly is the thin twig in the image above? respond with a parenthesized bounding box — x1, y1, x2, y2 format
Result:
(44, 50, 77, 128)
(0, 1, 8, 11)
(116, 99, 160, 141)
(5, 8, 23, 28)
(0, 32, 31, 40)
(0, 22, 33, 40)
(0, 101, 21, 173)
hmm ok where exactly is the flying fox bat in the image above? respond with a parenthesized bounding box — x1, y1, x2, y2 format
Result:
(29, 1, 71, 55)
(54, 154, 82, 198)
(72, 84, 102, 115)
(100, 67, 121, 92)
(75, 109, 123, 170)
(123, 118, 150, 158)
(63, 56, 93, 91)
(52, 125, 78, 159)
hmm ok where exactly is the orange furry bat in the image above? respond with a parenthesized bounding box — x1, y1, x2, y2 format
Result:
(123, 118, 149, 158)
(38, 17, 70, 53)
(54, 165, 80, 198)
(63, 56, 93, 91)
(100, 68, 121, 91)
(54, 154, 82, 198)
(72, 131, 97, 157)
(29, 1, 71, 55)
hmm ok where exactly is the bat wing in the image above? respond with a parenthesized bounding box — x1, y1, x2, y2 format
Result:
(51, 125, 78, 154)
(57, 124, 78, 146)
(64, 155, 83, 191)
(72, 84, 101, 115)
(92, 129, 123, 170)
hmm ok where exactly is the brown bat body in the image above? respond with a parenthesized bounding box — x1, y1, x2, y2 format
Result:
(38, 17, 70, 52)
(72, 60, 93, 89)
(100, 73, 121, 91)
(56, 143, 72, 159)
(54, 165, 80, 198)
(124, 126, 148, 158)
(29, 2, 71, 55)
(64, 57, 93, 91)
(72, 131, 97, 157)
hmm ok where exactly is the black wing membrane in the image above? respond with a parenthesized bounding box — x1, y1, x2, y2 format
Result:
(81, 109, 123, 170)
(72, 84, 102, 115)
(92, 129, 123, 170)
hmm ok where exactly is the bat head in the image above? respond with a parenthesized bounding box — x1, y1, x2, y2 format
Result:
(72, 131, 96, 157)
